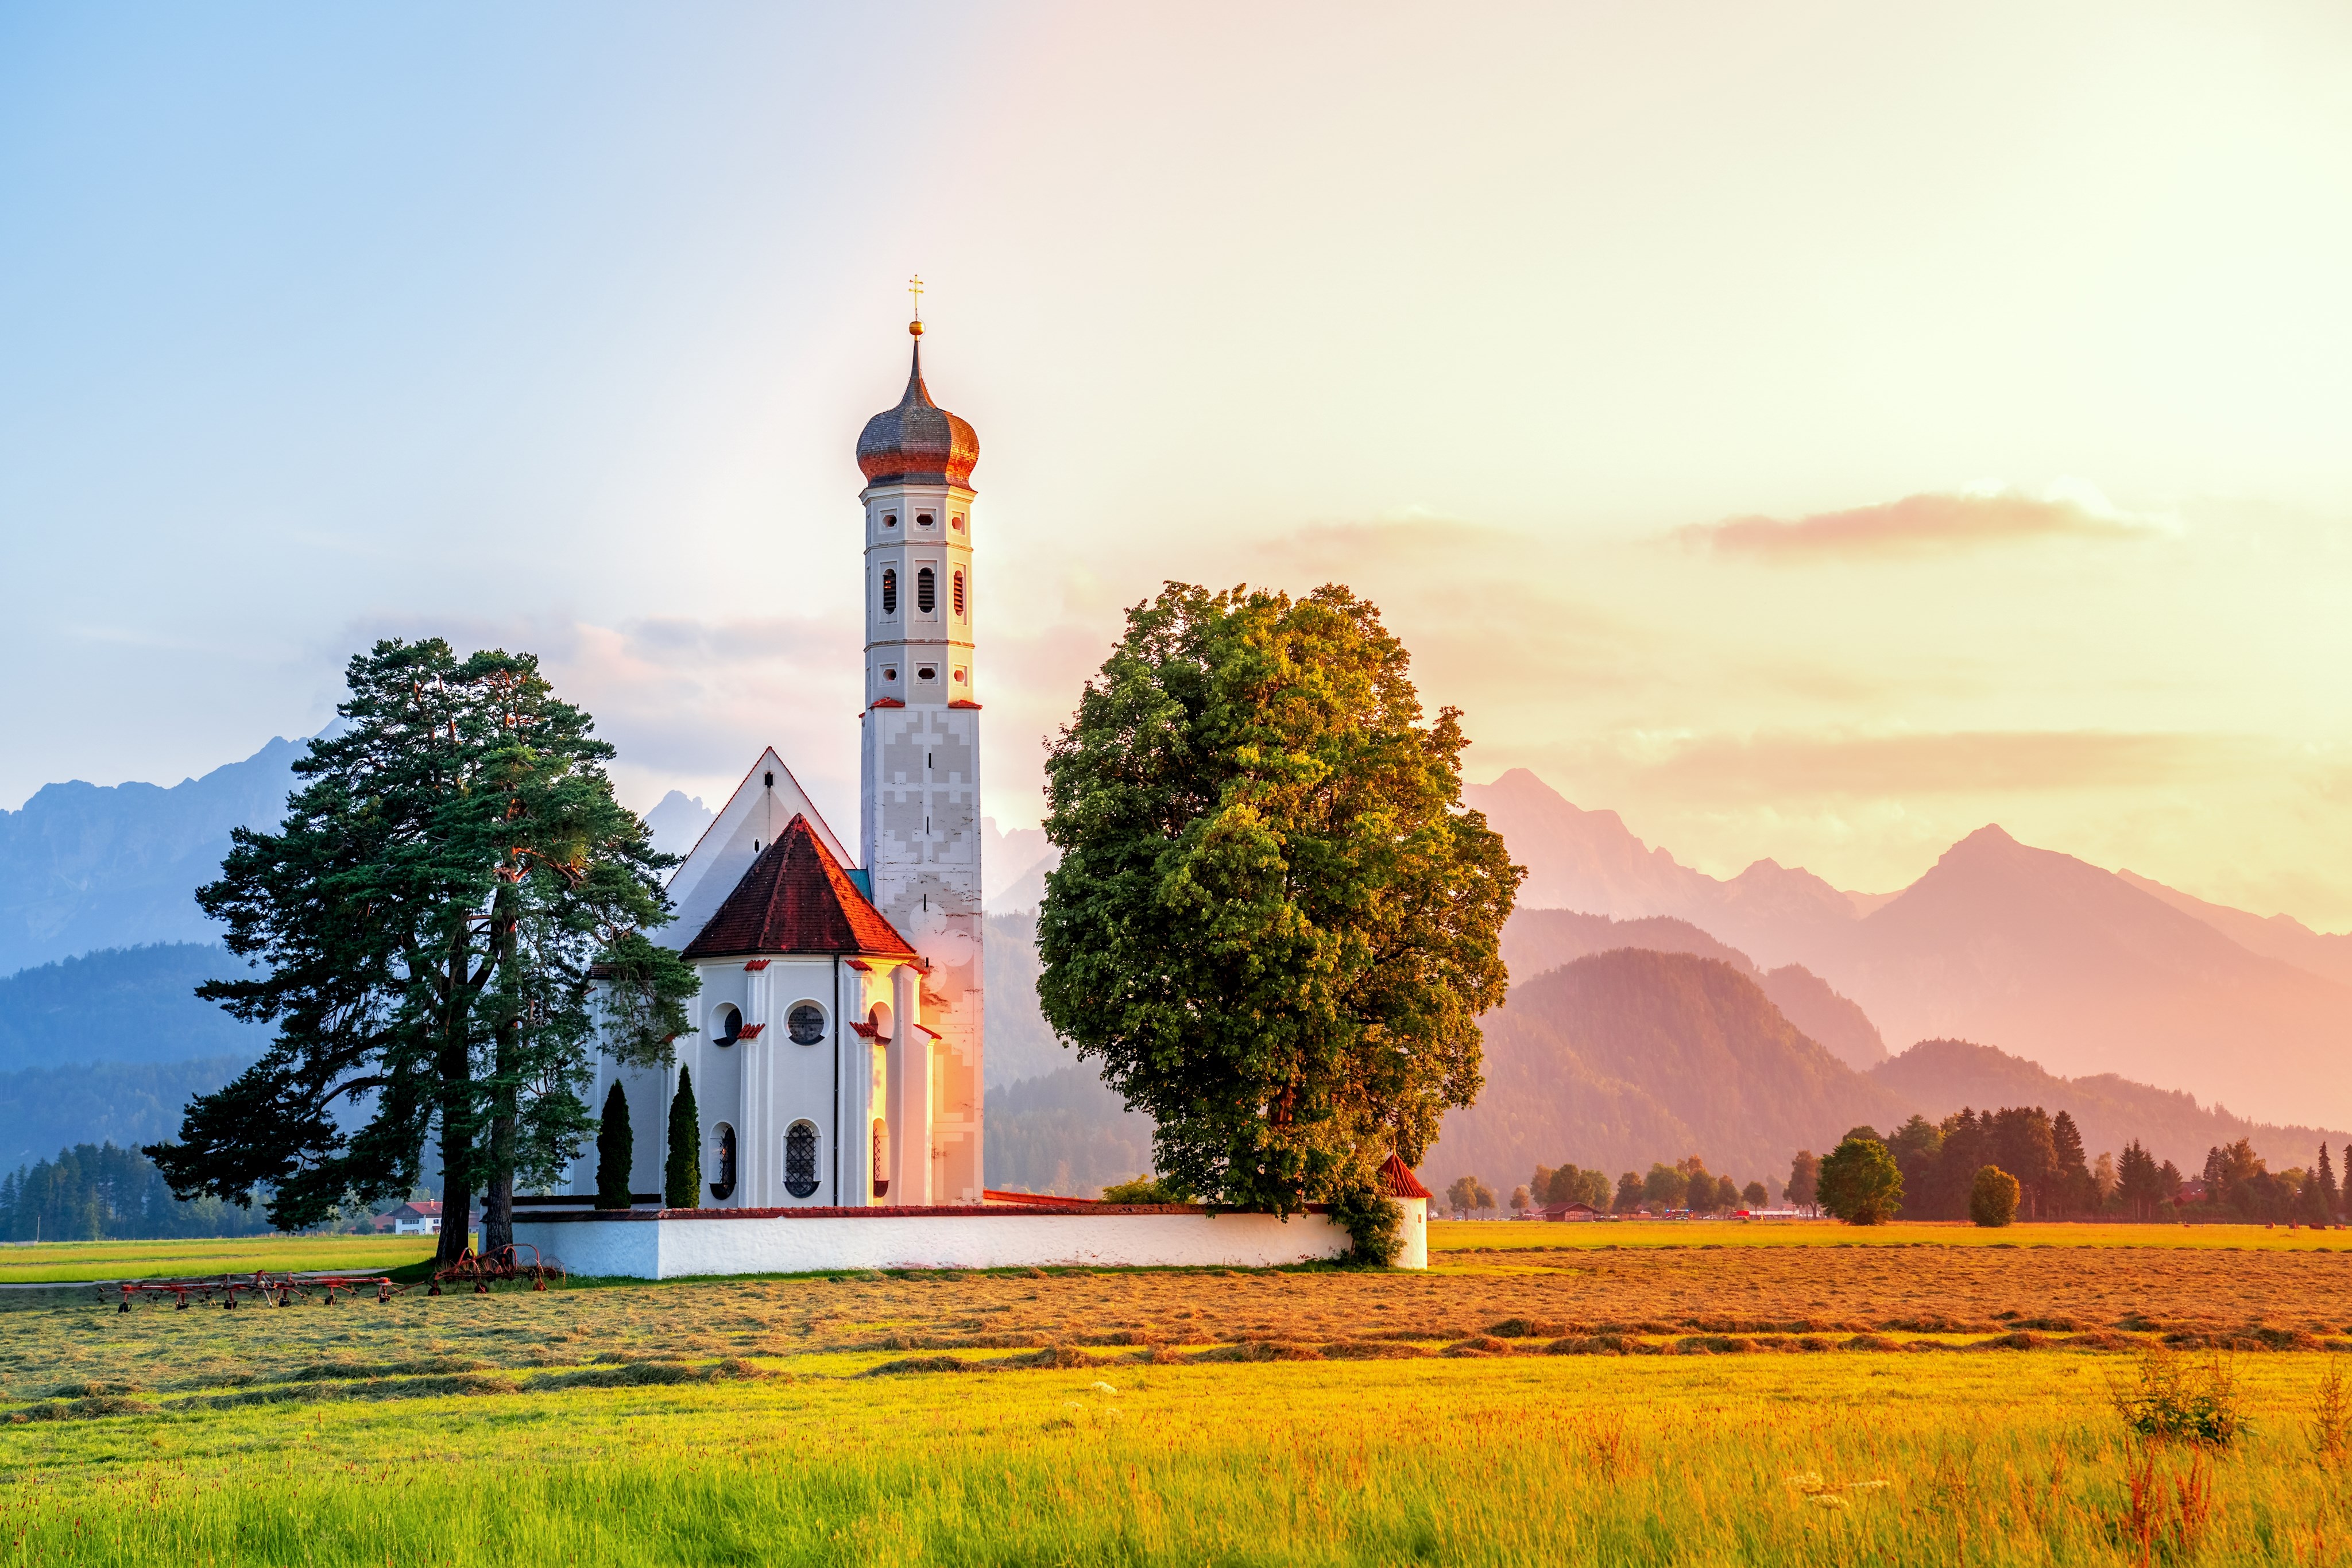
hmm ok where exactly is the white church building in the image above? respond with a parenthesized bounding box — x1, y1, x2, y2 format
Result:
(516, 316, 1428, 1276)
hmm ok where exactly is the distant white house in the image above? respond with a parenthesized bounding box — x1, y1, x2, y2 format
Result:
(385, 1201, 444, 1236)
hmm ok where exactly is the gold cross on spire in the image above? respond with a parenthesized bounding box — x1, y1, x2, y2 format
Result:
(907, 274, 924, 321)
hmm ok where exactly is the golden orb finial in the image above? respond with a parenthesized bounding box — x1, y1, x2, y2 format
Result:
(907, 273, 924, 335)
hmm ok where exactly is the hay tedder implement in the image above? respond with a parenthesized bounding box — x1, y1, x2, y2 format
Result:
(106, 1244, 563, 1314)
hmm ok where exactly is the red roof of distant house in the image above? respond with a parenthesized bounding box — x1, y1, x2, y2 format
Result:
(680, 814, 918, 962)
(1379, 1154, 1433, 1200)
(400, 1201, 443, 1217)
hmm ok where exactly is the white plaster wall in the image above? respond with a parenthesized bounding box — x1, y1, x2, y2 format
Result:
(516, 1209, 1363, 1279)
(1396, 1197, 1429, 1269)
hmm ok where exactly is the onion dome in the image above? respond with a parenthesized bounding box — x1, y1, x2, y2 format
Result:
(856, 328, 979, 489)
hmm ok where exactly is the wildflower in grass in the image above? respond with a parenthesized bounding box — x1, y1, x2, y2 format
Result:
(2111, 1344, 2244, 1448)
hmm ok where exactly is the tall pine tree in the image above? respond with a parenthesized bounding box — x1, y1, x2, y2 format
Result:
(146, 639, 694, 1267)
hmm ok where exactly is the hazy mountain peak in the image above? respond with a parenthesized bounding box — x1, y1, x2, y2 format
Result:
(642, 790, 715, 861)
(0, 736, 305, 977)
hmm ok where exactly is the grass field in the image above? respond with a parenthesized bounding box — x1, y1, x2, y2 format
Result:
(0, 1234, 436, 1285)
(2, 1228, 2349, 1563)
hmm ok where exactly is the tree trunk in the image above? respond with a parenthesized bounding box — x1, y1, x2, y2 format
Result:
(433, 940, 477, 1270)
(481, 888, 521, 1256)
(434, 1090, 472, 1269)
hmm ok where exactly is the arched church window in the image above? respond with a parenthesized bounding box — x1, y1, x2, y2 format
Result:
(710, 1122, 737, 1201)
(785, 1121, 820, 1199)
(713, 1004, 742, 1048)
(787, 1002, 826, 1046)
(872, 1120, 889, 1200)
(881, 569, 897, 616)
(916, 567, 936, 614)
(953, 570, 965, 618)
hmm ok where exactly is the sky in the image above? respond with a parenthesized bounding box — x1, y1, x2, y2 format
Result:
(4, 2, 2351, 927)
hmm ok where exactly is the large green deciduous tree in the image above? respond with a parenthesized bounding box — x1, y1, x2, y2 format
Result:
(145, 639, 694, 1267)
(1817, 1136, 1904, 1226)
(1035, 584, 1520, 1256)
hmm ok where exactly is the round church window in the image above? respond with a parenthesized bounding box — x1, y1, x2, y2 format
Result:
(787, 1002, 826, 1046)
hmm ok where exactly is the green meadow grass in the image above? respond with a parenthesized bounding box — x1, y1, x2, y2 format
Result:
(3, 1222, 2349, 1563)
(2, 1353, 2349, 1565)
(0, 1234, 437, 1285)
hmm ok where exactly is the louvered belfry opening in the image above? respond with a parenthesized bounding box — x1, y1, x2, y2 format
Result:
(881, 568, 897, 615)
(916, 566, 935, 614)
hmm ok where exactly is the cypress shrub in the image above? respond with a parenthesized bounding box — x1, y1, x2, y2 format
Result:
(664, 1067, 701, 1210)
(594, 1081, 634, 1210)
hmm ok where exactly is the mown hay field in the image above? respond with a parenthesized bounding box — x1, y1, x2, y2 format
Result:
(1432, 1217, 2352, 1253)
(2, 1226, 2349, 1564)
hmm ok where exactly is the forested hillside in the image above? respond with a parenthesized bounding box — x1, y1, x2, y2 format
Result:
(0, 1058, 257, 1168)
(1871, 1037, 2349, 1175)
(982, 1065, 1153, 1198)
(1425, 949, 1913, 1187)
(1500, 909, 1886, 1067)
(0, 943, 270, 1071)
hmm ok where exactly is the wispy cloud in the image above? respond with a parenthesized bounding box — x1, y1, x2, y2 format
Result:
(1680, 481, 2165, 562)
(1630, 728, 2242, 800)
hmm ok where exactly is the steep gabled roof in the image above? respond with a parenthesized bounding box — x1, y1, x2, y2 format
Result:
(680, 814, 917, 962)
(1380, 1153, 1433, 1201)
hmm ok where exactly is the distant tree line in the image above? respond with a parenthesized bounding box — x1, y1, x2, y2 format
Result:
(2192, 1137, 2342, 1226)
(1792, 1109, 2348, 1227)
(1445, 1157, 1775, 1220)
(0, 1142, 274, 1242)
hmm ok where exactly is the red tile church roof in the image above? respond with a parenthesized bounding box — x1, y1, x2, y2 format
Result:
(680, 814, 918, 962)
(1380, 1154, 1433, 1200)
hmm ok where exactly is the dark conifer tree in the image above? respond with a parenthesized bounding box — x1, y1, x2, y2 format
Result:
(664, 1067, 701, 1210)
(2051, 1110, 2092, 1217)
(2319, 1144, 2341, 1224)
(2117, 1140, 2163, 1221)
(144, 640, 694, 1268)
(595, 1081, 634, 1210)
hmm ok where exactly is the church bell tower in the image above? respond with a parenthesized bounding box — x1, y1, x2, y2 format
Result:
(854, 287, 983, 1204)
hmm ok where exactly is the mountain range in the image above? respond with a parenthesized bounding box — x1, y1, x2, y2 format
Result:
(1461, 770, 2352, 1129)
(0, 736, 303, 976)
(11, 737, 2349, 1195)
(1421, 946, 2352, 1198)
